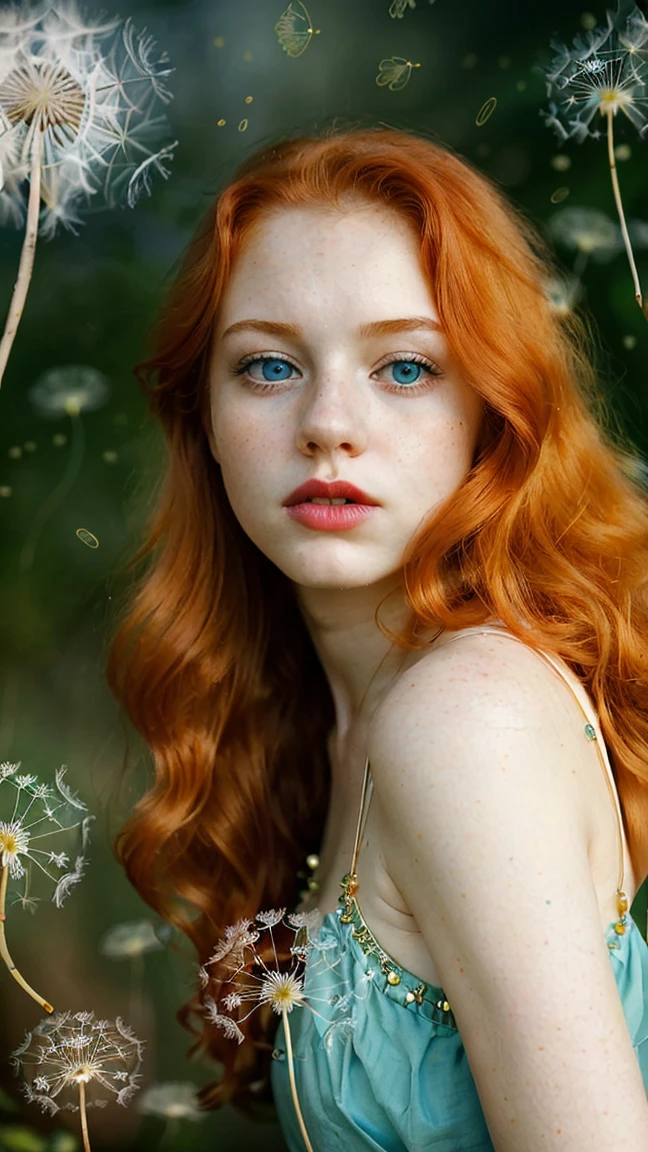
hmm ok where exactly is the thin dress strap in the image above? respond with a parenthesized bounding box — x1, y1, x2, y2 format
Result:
(345, 623, 631, 940)
(439, 624, 632, 910)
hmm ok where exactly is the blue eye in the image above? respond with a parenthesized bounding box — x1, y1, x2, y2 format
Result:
(389, 360, 425, 385)
(258, 358, 293, 381)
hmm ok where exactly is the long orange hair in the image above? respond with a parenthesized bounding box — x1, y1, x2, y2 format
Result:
(106, 125, 648, 1115)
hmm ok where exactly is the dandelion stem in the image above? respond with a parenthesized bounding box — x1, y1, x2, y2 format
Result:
(282, 1009, 314, 1152)
(0, 127, 43, 390)
(0, 865, 53, 1013)
(78, 1079, 93, 1152)
(606, 108, 645, 316)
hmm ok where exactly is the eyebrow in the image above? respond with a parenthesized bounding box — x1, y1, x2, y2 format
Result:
(220, 316, 444, 340)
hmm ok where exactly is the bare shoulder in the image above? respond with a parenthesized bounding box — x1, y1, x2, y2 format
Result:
(367, 630, 648, 1150)
(371, 627, 592, 812)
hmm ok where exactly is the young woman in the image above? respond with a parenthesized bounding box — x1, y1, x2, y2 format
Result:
(107, 126, 648, 1151)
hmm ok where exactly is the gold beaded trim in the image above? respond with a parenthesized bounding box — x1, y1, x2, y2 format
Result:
(338, 872, 455, 1024)
(607, 887, 629, 950)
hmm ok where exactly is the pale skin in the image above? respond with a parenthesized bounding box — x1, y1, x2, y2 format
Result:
(207, 203, 648, 1149)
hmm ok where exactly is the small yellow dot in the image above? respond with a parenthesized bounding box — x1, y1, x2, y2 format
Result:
(245, 95, 254, 104)
(213, 37, 225, 48)
(580, 12, 597, 30)
(102, 450, 118, 463)
(0, 486, 11, 498)
(386, 970, 401, 985)
(8, 446, 22, 459)
(622, 334, 637, 350)
(615, 143, 631, 161)
(217, 119, 226, 127)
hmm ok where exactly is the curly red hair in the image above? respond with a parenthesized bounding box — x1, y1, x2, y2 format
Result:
(106, 125, 648, 1115)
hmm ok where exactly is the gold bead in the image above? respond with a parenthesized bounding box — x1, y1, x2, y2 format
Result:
(614, 920, 626, 935)
(386, 970, 401, 985)
(405, 990, 416, 1003)
(617, 891, 629, 915)
(306, 854, 320, 871)
(442, 1000, 451, 1011)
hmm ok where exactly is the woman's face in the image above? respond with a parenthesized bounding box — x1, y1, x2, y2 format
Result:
(207, 203, 483, 592)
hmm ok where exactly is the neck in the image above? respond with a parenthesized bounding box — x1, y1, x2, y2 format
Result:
(293, 573, 442, 757)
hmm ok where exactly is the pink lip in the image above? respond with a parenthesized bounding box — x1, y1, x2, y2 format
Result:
(284, 478, 378, 506)
(285, 503, 377, 531)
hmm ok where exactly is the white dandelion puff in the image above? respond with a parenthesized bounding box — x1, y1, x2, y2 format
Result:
(11, 1009, 143, 1149)
(539, 0, 648, 314)
(0, 759, 92, 1012)
(0, 1, 178, 390)
(137, 1081, 206, 1137)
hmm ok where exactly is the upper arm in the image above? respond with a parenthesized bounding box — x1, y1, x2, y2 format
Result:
(372, 635, 648, 1152)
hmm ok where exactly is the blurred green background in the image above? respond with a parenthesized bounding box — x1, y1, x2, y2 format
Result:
(0, 0, 647, 1148)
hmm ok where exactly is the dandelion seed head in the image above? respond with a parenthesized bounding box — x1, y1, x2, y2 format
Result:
(547, 205, 623, 258)
(11, 1010, 143, 1113)
(0, 759, 91, 910)
(543, 273, 584, 316)
(0, 2, 178, 234)
(540, 3, 648, 141)
(0, 819, 30, 872)
(138, 1081, 205, 1121)
(28, 364, 110, 420)
(99, 919, 165, 960)
(258, 969, 306, 1015)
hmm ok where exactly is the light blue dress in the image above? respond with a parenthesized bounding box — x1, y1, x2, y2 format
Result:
(271, 625, 648, 1151)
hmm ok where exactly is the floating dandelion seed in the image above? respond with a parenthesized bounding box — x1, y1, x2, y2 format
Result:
(375, 56, 421, 91)
(11, 1010, 143, 1152)
(0, 2, 178, 391)
(389, 0, 416, 17)
(539, 0, 648, 316)
(0, 761, 92, 1012)
(274, 2, 320, 58)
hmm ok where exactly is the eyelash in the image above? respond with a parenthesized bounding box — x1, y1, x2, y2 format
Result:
(232, 352, 443, 394)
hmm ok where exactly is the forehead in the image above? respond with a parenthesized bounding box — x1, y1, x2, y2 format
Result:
(218, 203, 436, 322)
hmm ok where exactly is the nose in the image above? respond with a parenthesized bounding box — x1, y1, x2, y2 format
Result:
(295, 374, 368, 458)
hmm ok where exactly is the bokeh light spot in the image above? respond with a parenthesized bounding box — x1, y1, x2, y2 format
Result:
(550, 186, 570, 203)
(551, 154, 572, 171)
